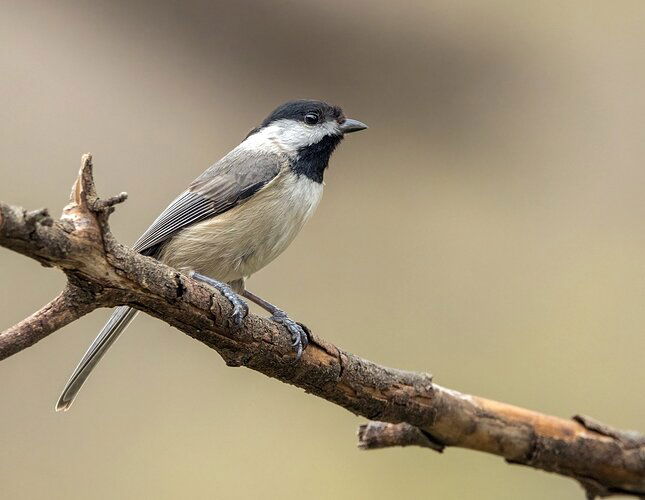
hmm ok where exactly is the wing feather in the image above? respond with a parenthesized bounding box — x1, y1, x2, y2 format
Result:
(132, 191, 214, 253)
(132, 151, 284, 255)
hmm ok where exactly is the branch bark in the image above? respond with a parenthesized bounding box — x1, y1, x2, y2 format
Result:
(0, 284, 96, 360)
(1, 154, 643, 498)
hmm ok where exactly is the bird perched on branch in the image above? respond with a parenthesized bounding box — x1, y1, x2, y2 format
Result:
(56, 99, 367, 411)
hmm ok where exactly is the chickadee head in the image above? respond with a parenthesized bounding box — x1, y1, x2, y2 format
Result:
(245, 99, 367, 154)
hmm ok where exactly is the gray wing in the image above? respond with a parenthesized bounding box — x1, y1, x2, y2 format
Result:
(133, 150, 283, 255)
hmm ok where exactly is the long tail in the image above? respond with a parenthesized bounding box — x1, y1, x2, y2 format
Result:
(55, 306, 139, 411)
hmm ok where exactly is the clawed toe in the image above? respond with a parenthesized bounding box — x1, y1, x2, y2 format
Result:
(190, 272, 248, 325)
(271, 311, 309, 360)
(230, 299, 249, 326)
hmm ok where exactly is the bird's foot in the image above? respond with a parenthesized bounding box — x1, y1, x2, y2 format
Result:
(189, 272, 248, 325)
(270, 310, 309, 360)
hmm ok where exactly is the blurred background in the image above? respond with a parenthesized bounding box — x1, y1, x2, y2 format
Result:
(1, 1, 644, 498)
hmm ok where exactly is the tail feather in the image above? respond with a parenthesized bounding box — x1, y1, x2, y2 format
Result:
(55, 306, 139, 411)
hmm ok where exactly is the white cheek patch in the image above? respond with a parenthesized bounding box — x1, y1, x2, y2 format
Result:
(240, 119, 340, 155)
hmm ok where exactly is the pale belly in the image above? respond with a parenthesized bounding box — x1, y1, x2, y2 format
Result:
(158, 171, 323, 283)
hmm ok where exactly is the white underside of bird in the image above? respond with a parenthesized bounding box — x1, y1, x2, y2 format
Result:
(159, 169, 323, 286)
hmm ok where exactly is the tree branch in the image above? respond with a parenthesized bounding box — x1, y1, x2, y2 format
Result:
(1, 155, 643, 498)
(0, 284, 96, 360)
(358, 421, 446, 452)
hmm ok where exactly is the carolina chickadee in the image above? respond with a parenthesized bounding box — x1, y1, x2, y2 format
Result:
(56, 99, 367, 411)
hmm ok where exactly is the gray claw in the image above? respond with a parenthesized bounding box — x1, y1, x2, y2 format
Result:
(271, 310, 309, 360)
(298, 322, 310, 350)
(231, 301, 249, 326)
(190, 271, 248, 326)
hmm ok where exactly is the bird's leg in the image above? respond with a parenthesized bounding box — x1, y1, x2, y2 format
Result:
(242, 289, 309, 360)
(189, 272, 248, 325)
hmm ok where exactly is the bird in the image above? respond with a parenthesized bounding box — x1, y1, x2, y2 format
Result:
(55, 99, 367, 411)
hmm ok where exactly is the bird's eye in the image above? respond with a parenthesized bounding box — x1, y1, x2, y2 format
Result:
(304, 113, 319, 125)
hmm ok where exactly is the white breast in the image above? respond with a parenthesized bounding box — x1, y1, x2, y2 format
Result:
(159, 170, 323, 283)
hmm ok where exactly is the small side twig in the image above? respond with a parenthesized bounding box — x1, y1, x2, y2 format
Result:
(358, 421, 445, 452)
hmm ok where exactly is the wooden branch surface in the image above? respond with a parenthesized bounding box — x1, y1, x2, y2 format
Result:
(1, 155, 643, 498)
(0, 284, 95, 359)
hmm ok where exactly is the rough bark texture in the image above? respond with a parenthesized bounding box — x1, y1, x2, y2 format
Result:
(0, 284, 96, 360)
(1, 155, 643, 498)
(358, 421, 445, 452)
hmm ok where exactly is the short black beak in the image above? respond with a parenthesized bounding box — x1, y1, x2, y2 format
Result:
(340, 118, 368, 134)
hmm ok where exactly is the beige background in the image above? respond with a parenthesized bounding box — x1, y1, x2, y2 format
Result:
(1, 1, 644, 498)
